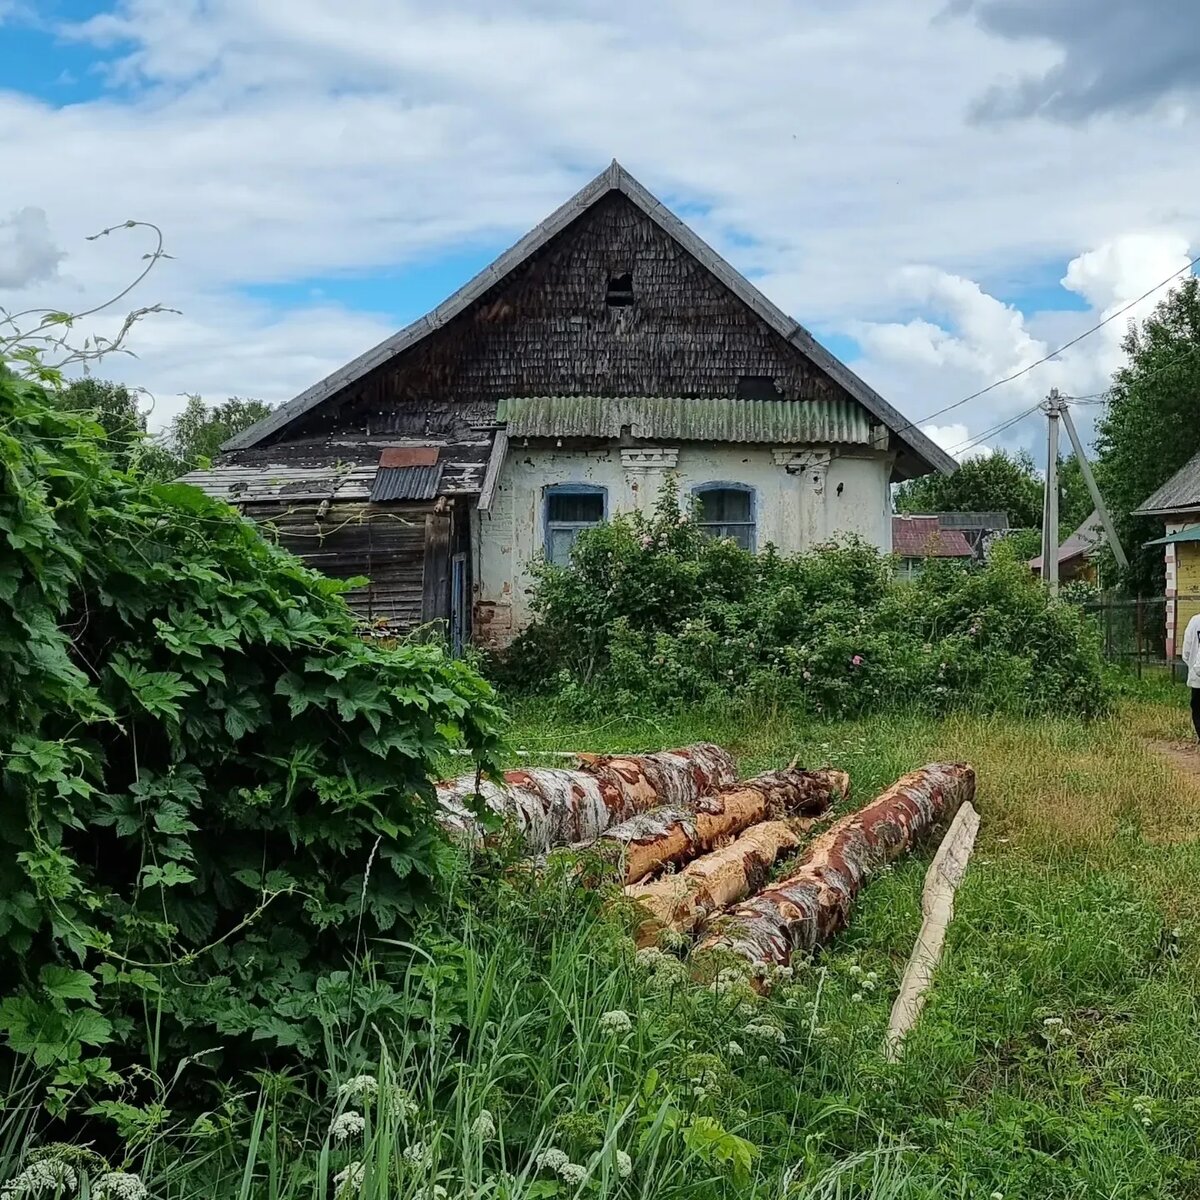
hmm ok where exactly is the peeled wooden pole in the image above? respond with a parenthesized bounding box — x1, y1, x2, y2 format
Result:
(884, 801, 980, 1060)
(436, 743, 736, 853)
(697, 763, 976, 968)
(599, 768, 849, 884)
(625, 819, 806, 945)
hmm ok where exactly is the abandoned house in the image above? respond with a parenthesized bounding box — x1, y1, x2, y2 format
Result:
(181, 161, 954, 647)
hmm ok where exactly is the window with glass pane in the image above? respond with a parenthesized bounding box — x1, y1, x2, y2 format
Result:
(544, 487, 605, 566)
(695, 486, 755, 550)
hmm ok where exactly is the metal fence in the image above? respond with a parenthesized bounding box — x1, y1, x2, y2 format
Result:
(1076, 593, 1200, 678)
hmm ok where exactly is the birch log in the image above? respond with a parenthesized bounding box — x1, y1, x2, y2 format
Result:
(884, 801, 979, 1060)
(624, 819, 806, 944)
(436, 743, 736, 853)
(599, 768, 848, 884)
(696, 763, 975, 969)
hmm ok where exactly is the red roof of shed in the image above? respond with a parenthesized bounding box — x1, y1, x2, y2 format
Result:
(892, 516, 974, 558)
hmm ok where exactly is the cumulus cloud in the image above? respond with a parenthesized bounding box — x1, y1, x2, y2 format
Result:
(921, 422, 995, 461)
(953, 0, 1200, 122)
(0, 207, 63, 289)
(848, 230, 1195, 458)
(0, 0, 1196, 448)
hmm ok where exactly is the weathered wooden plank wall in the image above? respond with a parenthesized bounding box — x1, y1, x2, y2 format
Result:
(244, 501, 428, 629)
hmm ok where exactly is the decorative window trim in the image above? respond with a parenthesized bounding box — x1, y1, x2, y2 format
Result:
(692, 482, 756, 551)
(543, 483, 608, 565)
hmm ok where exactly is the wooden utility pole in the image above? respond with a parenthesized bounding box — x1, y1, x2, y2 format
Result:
(1041, 390, 1062, 594)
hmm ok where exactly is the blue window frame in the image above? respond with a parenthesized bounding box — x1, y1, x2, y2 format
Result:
(544, 483, 607, 566)
(693, 482, 756, 551)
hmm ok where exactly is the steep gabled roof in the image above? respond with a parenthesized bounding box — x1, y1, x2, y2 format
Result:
(1133, 448, 1200, 517)
(225, 161, 954, 477)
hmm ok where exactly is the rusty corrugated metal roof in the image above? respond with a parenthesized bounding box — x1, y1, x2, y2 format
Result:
(370, 463, 444, 502)
(496, 395, 875, 445)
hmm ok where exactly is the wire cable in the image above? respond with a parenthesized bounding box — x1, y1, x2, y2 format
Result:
(897, 253, 1200, 436)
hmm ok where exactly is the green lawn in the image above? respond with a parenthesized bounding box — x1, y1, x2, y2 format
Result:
(8, 689, 1200, 1199)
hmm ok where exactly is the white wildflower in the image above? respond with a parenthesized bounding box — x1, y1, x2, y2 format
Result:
(337, 1074, 379, 1103)
(1042, 1017, 1063, 1027)
(470, 1109, 496, 1142)
(1, 1161, 79, 1197)
(847, 963, 862, 976)
(744, 1022, 785, 1044)
(615, 1150, 633, 1179)
(865, 971, 878, 983)
(758, 1055, 769, 1066)
(333, 1161, 365, 1193)
(536, 1149, 569, 1173)
(860, 978, 876, 992)
(402, 1142, 430, 1167)
(1142, 1116, 1152, 1127)
(635, 947, 667, 969)
(331, 1111, 366, 1143)
(599, 1009, 633, 1035)
(726, 1040, 744, 1057)
(93, 1173, 148, 1200)
(851, 992, 863, 1003)
(387, 1089, 420, 1121)
(736, 1002, 758, 1020)
(558, 1163, 588, 1185)
(990, 1193, 1003, 1200)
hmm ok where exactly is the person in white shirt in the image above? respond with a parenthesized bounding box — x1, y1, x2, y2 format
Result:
(1184, 611, 1200, 743)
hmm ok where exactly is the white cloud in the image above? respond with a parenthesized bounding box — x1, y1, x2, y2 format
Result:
(921, 422, 995, 461)
(0, 0, 1196, 444)
(0, 207, 63, 289)
(849, 230, 1194, 459)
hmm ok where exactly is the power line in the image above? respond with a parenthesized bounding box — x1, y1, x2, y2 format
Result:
(899, 252, 1200, 437)
(1063, 341, 1200, 402)
(945, 402, 1042, 457)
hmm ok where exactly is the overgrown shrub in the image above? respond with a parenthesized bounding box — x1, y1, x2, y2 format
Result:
(0, 369, 503, 1096)
(500, 481, 1107, 718)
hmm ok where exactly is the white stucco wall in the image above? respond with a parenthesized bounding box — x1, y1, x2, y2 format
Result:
(474, 441, 895, 642)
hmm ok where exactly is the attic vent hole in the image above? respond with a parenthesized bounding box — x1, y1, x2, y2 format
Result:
(736, 375, 780, 401)
(606, 272, 634, 307)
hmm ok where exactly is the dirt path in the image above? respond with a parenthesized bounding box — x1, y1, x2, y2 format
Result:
(1145, 737, 1200, 778)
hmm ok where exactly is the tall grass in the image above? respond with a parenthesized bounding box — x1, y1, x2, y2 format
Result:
(5, 687, 1200, 1198)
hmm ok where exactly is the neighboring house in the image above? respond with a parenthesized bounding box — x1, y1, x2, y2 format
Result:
(891, 515, 974, 580)
(922, 511, 1010, 563)
(1133, 449, 1200, 658)
(1029, 511, 1104, 585)
(182, 161, 953, 647)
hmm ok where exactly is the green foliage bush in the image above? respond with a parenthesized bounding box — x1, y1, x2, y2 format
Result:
(0, 369, 503, 1095)
(500, 482, 1107, 718)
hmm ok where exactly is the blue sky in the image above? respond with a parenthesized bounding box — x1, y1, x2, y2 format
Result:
(1, 1, 1197, 456)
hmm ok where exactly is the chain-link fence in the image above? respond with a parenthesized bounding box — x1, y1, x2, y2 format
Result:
(1076, 594, 1200, 679)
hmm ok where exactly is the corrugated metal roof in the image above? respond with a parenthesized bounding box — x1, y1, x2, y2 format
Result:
(496, 395, 875, 445)
(370, 463, 444, 502)
(892, 516, 974, 558)
(1133, 449, 1200, 516)
(926, 511, 1010, 530)
(1144, 524, 1200, 547)
(177, 464, 378, 503)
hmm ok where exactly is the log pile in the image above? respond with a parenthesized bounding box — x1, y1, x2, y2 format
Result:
(440, 744, 976, 973)
(436, 743, 736, 852)
(599, 768, 848, 885)
(697, 763, 976, 967)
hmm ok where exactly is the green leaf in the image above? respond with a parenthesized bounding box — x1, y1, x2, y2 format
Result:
(40, 966, 97, 1004)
